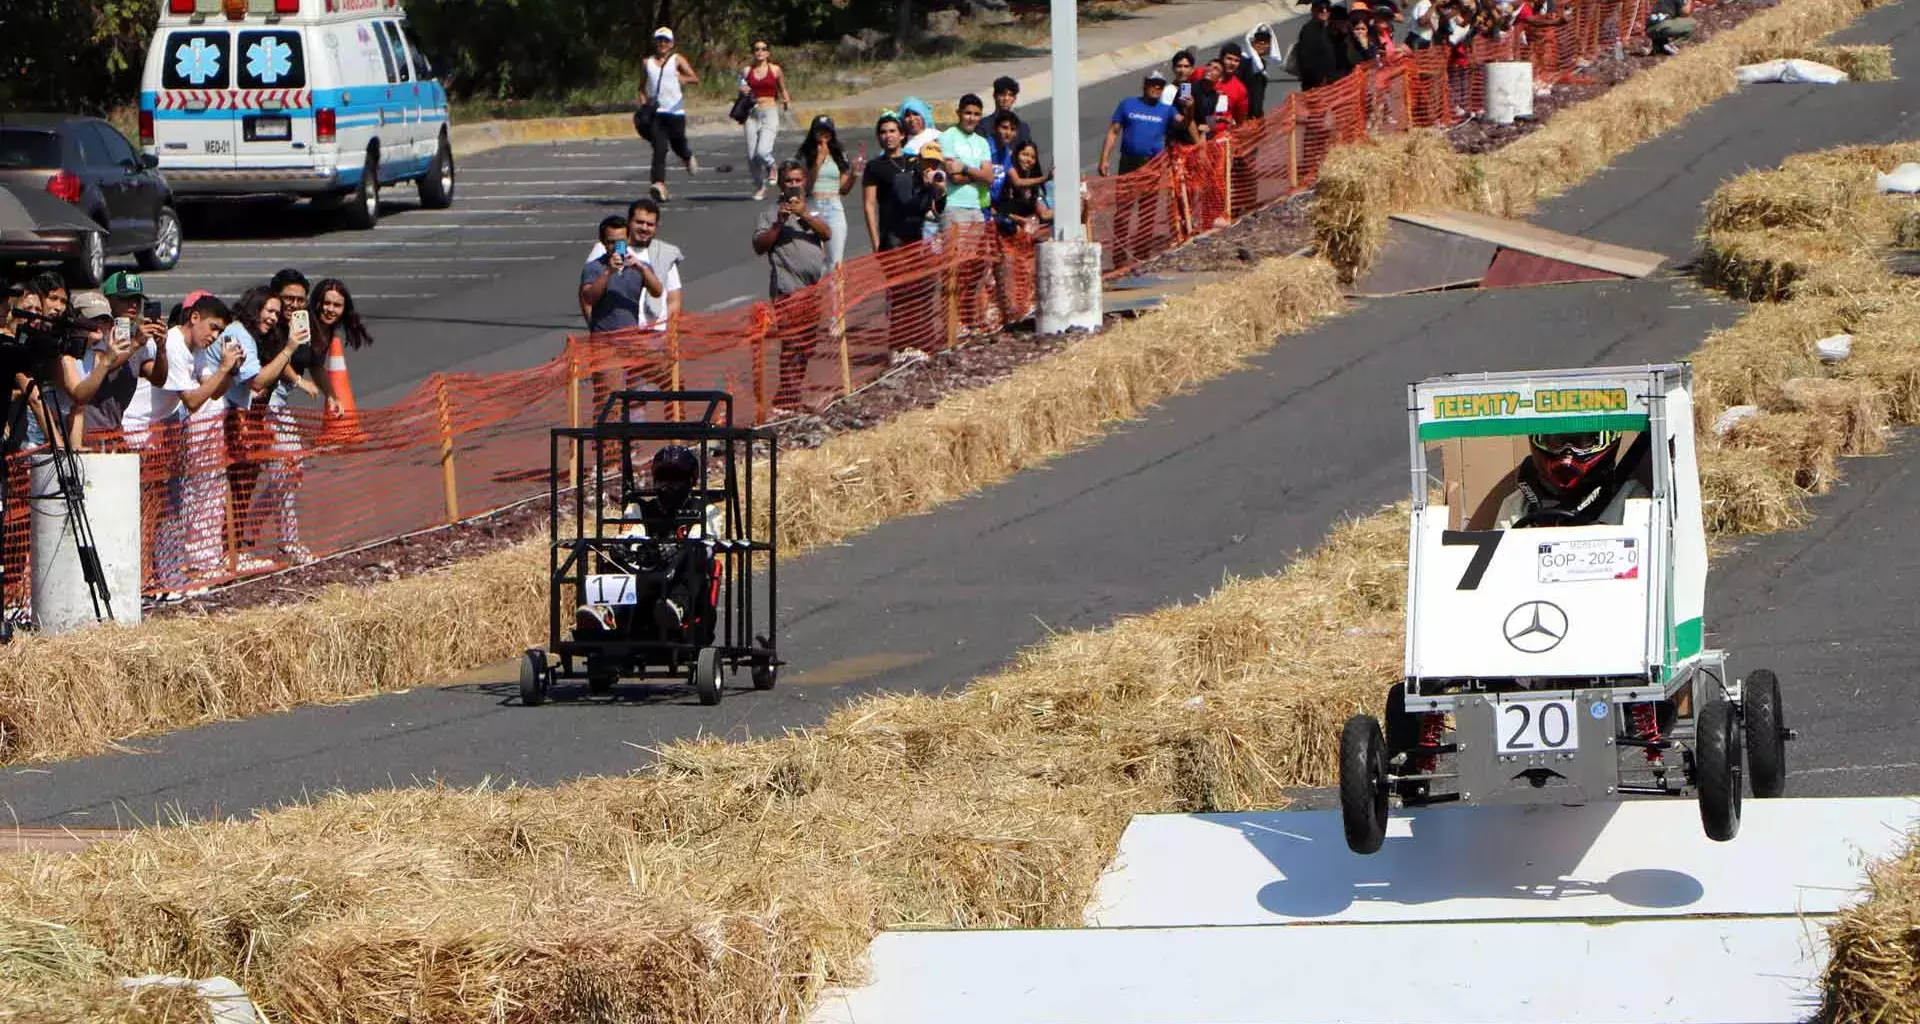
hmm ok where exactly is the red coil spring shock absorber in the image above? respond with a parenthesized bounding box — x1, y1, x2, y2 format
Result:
(1416, 712, 1448, 773)
(1629, 703, 1662, 764)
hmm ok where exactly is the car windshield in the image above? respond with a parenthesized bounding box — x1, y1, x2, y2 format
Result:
(0, 129, 61, 169)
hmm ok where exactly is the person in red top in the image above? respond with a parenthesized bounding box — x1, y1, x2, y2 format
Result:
(1214, 44, 1251, 125)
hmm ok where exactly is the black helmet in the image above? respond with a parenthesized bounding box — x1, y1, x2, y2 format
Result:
(652, 444, 699, 505)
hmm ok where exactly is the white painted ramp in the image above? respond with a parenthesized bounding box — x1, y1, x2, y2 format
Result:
(809, 916, 1828, 1024)
(807, 798, 1913, 1024)
(1088, 797, 1919, 926)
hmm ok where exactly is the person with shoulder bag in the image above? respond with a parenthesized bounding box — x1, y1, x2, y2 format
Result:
(737, 38, 793, 201)
(638, 27, 701, 201)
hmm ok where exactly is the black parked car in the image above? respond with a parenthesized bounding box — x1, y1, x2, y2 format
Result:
(0, 114, 182, 286)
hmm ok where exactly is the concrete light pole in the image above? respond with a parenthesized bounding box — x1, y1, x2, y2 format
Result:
(1037, 0, 1102, 335)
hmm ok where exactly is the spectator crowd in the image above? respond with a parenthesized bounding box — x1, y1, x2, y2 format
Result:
(2, 267, 376, 600)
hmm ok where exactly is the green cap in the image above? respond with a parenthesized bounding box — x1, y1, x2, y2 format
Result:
(101, 271, 144, 298)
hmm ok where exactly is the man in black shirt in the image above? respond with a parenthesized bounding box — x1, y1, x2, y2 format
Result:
(1294, 0, 1341, 89)
(862, 114, 941, 251)
(990, 75, 1034, 148)
(1241, 26, 1274, 117)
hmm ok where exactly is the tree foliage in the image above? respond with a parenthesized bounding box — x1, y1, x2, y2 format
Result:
(1, 0, 917, 112)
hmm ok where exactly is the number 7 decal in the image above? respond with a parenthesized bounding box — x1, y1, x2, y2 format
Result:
(1441, 530, 1501, 590)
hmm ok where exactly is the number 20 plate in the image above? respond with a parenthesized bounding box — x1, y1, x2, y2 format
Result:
(1495, 698, 1580, 754)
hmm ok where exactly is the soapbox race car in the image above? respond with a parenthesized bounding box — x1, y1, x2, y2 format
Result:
(1338, 363, 1796, 855)
(519, 390, 780, 707)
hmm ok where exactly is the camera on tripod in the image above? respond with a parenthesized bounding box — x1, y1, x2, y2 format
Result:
(2, 307, 92, 379)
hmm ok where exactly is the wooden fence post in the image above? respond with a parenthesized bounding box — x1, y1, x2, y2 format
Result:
(1222, 136, 1235, 223)
(834, 265, 853, 396)
(435, 375, 459, 524)
(565, 341, 582, 491)
(944, 229, 961, 350)
(667, 319, 683, 423)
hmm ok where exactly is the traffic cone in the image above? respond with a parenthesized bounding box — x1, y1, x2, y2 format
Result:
(319, 333, 372, 448)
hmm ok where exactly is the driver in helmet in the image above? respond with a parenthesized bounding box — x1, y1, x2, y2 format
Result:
(576, 443, 724, 641)
(1495, 431, 1647, 529)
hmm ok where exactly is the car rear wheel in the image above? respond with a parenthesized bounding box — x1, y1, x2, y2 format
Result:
(137, 207, 182, 271)
(418, 133, 455, 209)
(343, 152, 380, 230)
(65, 230, 106, 287)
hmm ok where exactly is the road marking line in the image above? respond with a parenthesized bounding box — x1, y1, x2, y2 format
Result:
(1796, 761, 1920, 776)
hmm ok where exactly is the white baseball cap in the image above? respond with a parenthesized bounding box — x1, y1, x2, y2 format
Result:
(654, 27, 674, 41)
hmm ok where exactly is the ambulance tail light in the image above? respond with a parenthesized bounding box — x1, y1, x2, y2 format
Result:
(168, 0, 193, 12)
(46, 171, 82, 205)
(274, 0, 298, 12)
(316, 107, 336, 143)
(138, 110, 155, 147)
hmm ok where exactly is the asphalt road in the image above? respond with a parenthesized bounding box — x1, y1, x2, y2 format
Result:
(126, 33, 1274, 410)
(4, 0, 1914, 826)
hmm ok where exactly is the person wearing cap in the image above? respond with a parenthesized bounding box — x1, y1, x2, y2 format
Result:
(796, 114, 862, 268)
(989, 75, 1033, 148)
(639, 27, 701, 202)
(100, 271, 175, 451)
(28, 289, 137, 451)
(914, 139, 952, 241)
(1099, 69, 1173, 178)
(897, 97, 941, 156)
(934, 93, 995, 231)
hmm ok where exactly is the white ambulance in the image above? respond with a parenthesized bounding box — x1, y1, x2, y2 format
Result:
(138, 0, 455, 229)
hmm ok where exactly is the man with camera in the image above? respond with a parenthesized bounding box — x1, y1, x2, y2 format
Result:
(33, 289, 139, 451)
(753, 160, 832, 410)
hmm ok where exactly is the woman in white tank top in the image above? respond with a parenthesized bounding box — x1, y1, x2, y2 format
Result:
(640, 27, 702, 200)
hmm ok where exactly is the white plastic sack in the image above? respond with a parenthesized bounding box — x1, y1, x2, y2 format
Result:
(121, 976, 263, 1024)
(1875, 162, 1920, 193)
(1712, 404, 1760, 437)
(1734, 58, 1849, 84)
(1734, 59, 1790, 84)
(1780, 59, 1849, 84)
(1815, 333, 1854, 364)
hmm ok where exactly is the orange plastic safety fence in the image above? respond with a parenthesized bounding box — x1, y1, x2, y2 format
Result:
(0, 0, 1656, 609)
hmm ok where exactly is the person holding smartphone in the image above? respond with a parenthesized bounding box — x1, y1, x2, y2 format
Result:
(251, 280, 322, 566)
(103, 272, 178, 451)
(752, 160, 831, 410)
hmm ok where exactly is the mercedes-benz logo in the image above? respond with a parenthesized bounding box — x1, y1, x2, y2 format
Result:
(1503, 600, 1569, 653)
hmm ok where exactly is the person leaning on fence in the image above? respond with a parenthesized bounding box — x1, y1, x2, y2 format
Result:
(1646, 0, 1694, 54)
(220, 286, 302, 573)
(754, 160, 832, 412)
(100, 272, 172, 451)
(1099, 69, 1173, 268)
(639, 27, 701, 202)
(1241, 25, 1274, 117)
(798, 114, 861, 268)
(863, 114, 941, 253)
(169, 293, 241, 590)
(28, 290, 133, 452)
(250, 281, 320, 566)
(580, 198, 684, 416)
(308, 278, 373, 435)
(934, 94, 995, 232)
(912, 140, 952, 241)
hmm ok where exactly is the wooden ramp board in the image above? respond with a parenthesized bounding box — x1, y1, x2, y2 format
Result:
(1393, 209, 1668, 278)
(1086, 797, 1915, 927)
(807, 916, 1830, 1024)
(0, 827, 132, 855)
(1349, 219, 1498, 297)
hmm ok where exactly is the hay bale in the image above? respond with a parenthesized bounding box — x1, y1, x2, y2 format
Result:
(1696, 227, 1861, 302)
(1821, 835, 1920, 1024)
(1697, 442, 1809, 534)
(1702, 165, 1872, 234)
(1723, 409, 1845, 493)
(1778, 376, 1889, 454)
(1310, 132, 1471, 283)
(1895, 207, 1920, 249)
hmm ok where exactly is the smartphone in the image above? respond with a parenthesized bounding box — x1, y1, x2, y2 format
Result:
(112, 316, 133, 345)
(1178, 82, 1193, 101)
(143, 298, 163, 321)
(289, 308, 310, 343)
(612, 238, 629, 259)
(781, 184, 804, 203)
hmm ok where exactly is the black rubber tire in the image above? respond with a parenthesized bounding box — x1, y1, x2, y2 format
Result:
(342, 152, 380, 230)
(1744, 669, 1788, 798)
(1696, 699, 1743, 842)
(519, 651, 547, 707)
(751, 659, 777, 690)
(417, 133, 455, 209)
(136, 206, 181, 271)
(587, 670, 617, 695)
(694, 647, 722, 706)
(1384, 683, 1429, 803)
(65, 230, 105, 287)
(1340, 714, 1390, 855)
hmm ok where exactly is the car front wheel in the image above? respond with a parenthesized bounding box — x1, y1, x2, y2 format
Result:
(137, 207, 182, 271)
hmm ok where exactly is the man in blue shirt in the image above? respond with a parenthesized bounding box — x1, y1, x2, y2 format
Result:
(1098, 69, 1173, 177)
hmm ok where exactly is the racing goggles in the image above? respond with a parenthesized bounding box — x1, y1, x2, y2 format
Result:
(1529, 431, 1619, 459)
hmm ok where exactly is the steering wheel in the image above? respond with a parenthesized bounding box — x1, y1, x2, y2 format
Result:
(1510, 507, 1582, 529)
